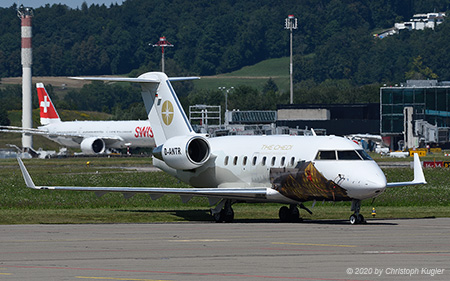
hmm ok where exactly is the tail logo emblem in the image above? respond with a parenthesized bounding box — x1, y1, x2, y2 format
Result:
(40, 95, 50, 113)
(161, 100, 174, 126)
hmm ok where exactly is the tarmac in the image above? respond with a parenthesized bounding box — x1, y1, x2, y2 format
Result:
(0, 218, 449, 281)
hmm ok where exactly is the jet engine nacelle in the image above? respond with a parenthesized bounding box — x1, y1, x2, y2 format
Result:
(153, 135, 210, 170)
(80, 137, 106, 154)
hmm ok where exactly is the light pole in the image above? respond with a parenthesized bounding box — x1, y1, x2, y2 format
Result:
(285, 14, 297, 104)
(152, 36, 173, 73)
(219, 86, 234, 125)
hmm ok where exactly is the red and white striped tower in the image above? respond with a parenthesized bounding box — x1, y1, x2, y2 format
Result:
(152, 36, 173, 73)
(18, 5, 34, 150)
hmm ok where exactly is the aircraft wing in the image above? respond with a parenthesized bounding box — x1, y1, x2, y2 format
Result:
(1, 125, 84, 138)
(17, 158, 267, 202)
(1, 125, 44, 133)
(386, 153, 427, 187)
(1, 126, 123, 144)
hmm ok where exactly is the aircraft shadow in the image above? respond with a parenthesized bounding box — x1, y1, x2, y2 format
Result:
(115, 209, 213, 222)
(114, 209, 433, 225)
(233, 218, 398, 225)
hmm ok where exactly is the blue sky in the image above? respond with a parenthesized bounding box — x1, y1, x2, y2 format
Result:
(1, 1, 124, 9)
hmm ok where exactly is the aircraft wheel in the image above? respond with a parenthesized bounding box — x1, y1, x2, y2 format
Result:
(290, 206, 301, 222)
(214, 208, 234, 223)
(350, 214, 366, 225)
(214, 211, 223, 223)
(357, 214, 366, 224)
(279, 206, 290, 222)
(223, 209, 234, 223)
(349, 214, 357, 225)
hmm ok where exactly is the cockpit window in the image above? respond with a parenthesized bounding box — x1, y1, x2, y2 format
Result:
(356, 149, 373, 160)
(315, 150, 336, 160)
(337, 150, 362, 160)
(316, 150, 372, 161)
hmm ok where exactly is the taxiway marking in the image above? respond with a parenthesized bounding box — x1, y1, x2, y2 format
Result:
(273, 242, 357, 248)
(76, 277, 170, 281)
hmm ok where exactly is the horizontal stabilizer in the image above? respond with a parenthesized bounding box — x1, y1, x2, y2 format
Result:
(69, 76, 160, 83)
(69, 76, 199, 83)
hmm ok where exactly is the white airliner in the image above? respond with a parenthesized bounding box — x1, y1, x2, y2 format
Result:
(1, 83, 155, 154)
(17, 72, 427, 224)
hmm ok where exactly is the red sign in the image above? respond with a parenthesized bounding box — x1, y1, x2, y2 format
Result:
(423, 161, 450, 168)
(134, 126, 154, 138)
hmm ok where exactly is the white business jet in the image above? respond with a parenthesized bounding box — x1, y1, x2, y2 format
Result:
(2, 83, 155, 154)
(17, 72, 426, 224)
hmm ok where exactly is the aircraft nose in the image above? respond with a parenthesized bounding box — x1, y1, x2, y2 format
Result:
(364, 170, 387, 193)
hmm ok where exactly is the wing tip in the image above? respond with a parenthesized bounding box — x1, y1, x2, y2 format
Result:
(386, 153, 426, 187)
(17, 157, 37, 189)
(413, 153, 426, 184)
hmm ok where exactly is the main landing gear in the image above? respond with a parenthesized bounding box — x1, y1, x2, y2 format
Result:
(349, 199, 366, 225)
(278, 204, 312, 222)
(211, 199, 235, 223)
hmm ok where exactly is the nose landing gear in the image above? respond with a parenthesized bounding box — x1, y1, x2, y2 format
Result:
(350, 199, 366, 224)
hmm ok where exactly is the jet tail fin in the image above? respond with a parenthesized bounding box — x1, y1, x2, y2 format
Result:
(386, 153, 427, 187)
(140, 72, 198, 146)
(36, 83, 61, 125)
(70, 72, 200, 146)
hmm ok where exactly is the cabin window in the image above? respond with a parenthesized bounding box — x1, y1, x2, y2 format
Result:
(356, 149, 372, 160)
(280, 156, 286, 166)
(252, 156, 257, 166)
(224, 156, 229, 165)
(243, 156, 248, 166)
(262, 156, 267, 166)
(271, 156, 276, 166)
(315, 150, 336, 160)
(233, 156, 238, 165)
(337, 150, 361, 160)
(290, 157, 295, 166)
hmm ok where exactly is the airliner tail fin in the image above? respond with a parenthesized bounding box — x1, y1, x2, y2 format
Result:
(36, 83, 61, 125)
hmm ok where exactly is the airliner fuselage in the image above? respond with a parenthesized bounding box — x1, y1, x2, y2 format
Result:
(39, 120, 155, 149)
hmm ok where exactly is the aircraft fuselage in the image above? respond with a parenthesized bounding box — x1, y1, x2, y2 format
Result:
(39, 120, 155, 148)
(154, 135, 387, 204)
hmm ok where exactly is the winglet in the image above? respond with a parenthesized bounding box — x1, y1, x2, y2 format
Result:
(17, 157, 37, 189)
(386, 153, 426, 188)
(413, 153, 426, 184)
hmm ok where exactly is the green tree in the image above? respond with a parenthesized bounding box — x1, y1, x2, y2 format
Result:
(0, 106, 10, 125)
(262, 78, 278, 94)
(405, 55, 439, 80)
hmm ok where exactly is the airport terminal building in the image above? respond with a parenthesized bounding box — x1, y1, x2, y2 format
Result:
(276, 103, 380, 136)
(381, 80, 450, 150)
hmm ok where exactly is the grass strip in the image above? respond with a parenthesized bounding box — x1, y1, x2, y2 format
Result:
(0, 157, 449, 224)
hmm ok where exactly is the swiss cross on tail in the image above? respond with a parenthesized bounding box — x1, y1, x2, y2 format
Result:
(36, 83, 60, 125)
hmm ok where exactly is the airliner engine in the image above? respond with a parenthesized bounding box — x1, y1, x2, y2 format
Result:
(152, 135, 210, 170)
(80, 137, 106, 154)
